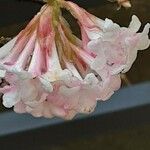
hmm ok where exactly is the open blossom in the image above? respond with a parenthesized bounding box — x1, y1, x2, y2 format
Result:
(64, 1, 150, 80)
(0, 1, 149, 120)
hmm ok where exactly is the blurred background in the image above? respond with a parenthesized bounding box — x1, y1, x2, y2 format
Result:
(0, 0, 150, 150)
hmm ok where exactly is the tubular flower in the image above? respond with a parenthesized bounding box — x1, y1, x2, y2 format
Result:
(0, 0, 149, 119)
(64, 1, 150, 80)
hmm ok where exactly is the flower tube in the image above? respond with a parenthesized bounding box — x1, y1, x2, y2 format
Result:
(64, 1, 150, 80)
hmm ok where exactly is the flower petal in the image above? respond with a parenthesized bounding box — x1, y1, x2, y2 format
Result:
(129, 15, 141, 33)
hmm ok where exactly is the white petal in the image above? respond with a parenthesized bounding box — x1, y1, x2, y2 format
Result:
(87, 39, 101, 52)
(103, 18, 120, 32)
(39, 76, 53, 92)
(84, 73, 99, 85)
(85, 28, 101, 40)
(91, 56, 106, 72)
(0, 69, 6, 78)
(12, 71, 32, 80)
(136, 23, 150, 50)
(122, 49, 138, 73)
(3, 89, 20, 108)
(65, 62, 82, 80)
(129, 15, 141, 33)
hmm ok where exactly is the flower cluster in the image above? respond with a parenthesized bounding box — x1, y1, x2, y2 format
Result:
(0, 0, 149, 119)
